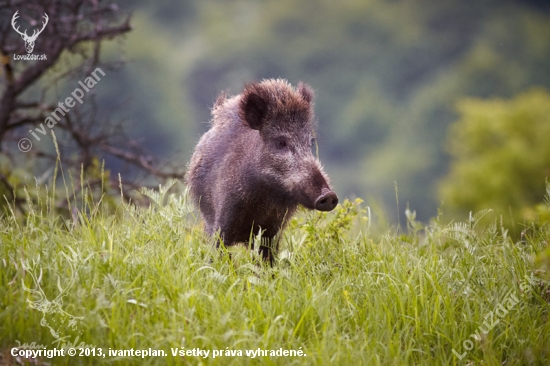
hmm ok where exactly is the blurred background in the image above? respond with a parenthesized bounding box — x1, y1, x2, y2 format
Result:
(2, 0, 550, 228)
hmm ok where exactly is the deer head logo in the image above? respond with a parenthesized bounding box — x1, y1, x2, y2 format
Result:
(11, 10, 49, 54)
(21, 255, 83, 343)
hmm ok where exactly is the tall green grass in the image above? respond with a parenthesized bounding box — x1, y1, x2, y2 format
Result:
(1, 178, 549, 365)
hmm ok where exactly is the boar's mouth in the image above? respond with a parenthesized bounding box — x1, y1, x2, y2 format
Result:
(294, 167, 338, 211)
(266, 155, 338, 212)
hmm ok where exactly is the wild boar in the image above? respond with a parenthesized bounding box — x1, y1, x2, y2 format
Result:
(186, 79, 338, 263)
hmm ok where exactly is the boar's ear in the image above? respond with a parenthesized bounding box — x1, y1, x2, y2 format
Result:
(240, 92, 268, 130)
(214, 90, 228, 108)
(297, 82, 314, 104)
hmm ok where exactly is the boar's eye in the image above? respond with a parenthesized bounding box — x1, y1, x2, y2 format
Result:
(275, 137, 288, 150)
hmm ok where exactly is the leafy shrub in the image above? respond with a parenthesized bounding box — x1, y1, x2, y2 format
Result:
(439, 88, 550, 232)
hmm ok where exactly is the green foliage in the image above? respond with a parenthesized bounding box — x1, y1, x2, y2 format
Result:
(439, 88, 550, 230)
(288, 198, 367, 244)
(1, 178, 550, 365)
(0, 153, 118, 223)
(93, 0, 550, 222)
(7, 0, 532, 224)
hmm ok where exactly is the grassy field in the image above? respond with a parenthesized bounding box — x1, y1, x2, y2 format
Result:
(1, 179, 549, 365)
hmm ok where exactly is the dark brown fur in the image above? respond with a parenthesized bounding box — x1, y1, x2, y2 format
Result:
(186, 79, 338, 263)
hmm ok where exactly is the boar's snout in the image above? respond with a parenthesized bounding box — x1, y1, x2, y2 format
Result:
(315, 190, 338, 211)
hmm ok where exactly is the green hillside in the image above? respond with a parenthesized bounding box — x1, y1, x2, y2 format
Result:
(108, 0, 550, 221)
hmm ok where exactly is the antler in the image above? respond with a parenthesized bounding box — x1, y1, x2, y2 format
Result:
(21, 266, 48, 310)
(11, 11, 48, 41)
(53, 253, 77, 303)
(29, 13, 49, 40)
(11, 11, 26, 37)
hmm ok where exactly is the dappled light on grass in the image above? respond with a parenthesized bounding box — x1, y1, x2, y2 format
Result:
(0, 178, 549, 365)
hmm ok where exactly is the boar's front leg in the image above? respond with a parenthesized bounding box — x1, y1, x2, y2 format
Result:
(215, 218, 278, 266)
(258, 237, 277, 266)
